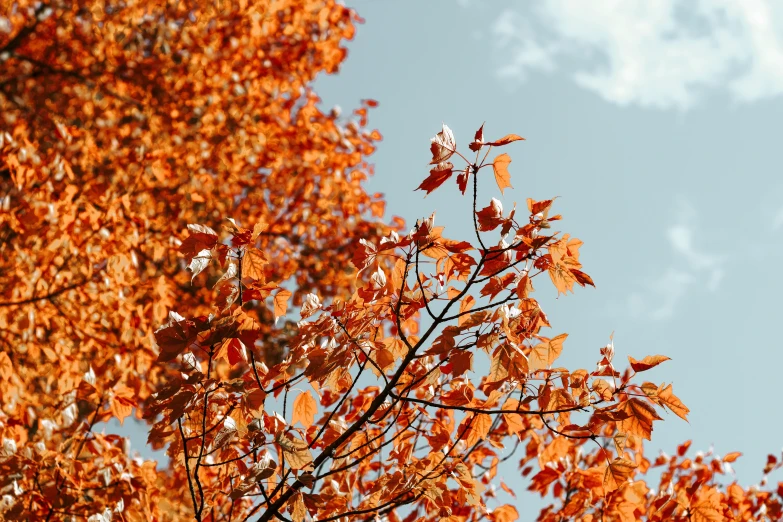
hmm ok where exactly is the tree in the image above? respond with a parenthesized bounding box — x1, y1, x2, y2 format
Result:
(0, 1, 781, 521)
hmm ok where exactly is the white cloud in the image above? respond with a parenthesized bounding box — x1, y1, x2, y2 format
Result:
(491, 0, 783, 109)
(626, 199, 724, 320)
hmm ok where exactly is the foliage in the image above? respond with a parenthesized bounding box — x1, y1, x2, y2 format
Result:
(1, 0, 781, 521)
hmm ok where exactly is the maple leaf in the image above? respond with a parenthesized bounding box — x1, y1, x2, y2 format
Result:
(486, 134, 525, 147)
(690, 487, 723, 522)
(180, 224, 219, 258)
(242, 247, 268, 281)
(617, 398, 663, 440)
(628, 354, 671, 373)
(492, 153, 513, 194)
(111, 385, 137, 425)
(476, 198, 505, 231)
(211, 417, 238, 452)
(528, 333, 568, 372)
(187, 249, 212, 282)
(276, 432, 314, 470)
(469, 123, 485, 152)
(214, 260, 238, 289)
(657, 383, 689, 421)
(273, 289, 292, 321)
(603, 458, 636, 491)
(457, 166, 471, 195)
(154, 312, 200, 362)
(292, 391, 317, 428)
(300, 293, 321, 319)
(430, 123, 456, 164)
(416, 162, 454, 195)
(458, 295, 476, 326)
(290, 493, 307, 522)
(216, 337, 246, 366)
(251, 221, 268, 242)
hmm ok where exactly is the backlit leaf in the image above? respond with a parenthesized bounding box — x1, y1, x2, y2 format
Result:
(492, 153, 513, 194)
(273, 289, 293, 321)
(292, 391, 317, 429)
(242, 248, 267, 281)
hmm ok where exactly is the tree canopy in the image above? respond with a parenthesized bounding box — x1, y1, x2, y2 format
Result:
(1, 1, 781, 521)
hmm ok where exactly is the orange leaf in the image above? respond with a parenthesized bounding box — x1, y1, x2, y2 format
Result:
(690, 486, 723, 522)
(458, 295, 475, 326)
(466, 413, 493, 446)
(242, 247, 267, 281)
(489, 505, 519, 522)
(276, 432, 314, 470)
(492, 153, 513, 194)
(528, 333, 567, 371)
(292, 391, 317, 428)
(657, 383, 689, 421)
(0, 352, 13, 380)
(628, 354, 670, 373)
(290, 493, 307, 522)
(723, 451, 742, 463)
(603, 458, 636, 491)
(273, 289, 292, 320)
(110, 386, 137, 426)
(617, 398, 663, 440)
(500, 480, 516, 498)
(486, 134, 525, 147)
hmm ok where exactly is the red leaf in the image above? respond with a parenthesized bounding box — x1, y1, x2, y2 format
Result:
(416, 162, 454, 195)
(457, 166, 470, 195)
(469, 123, 485, 152)
(476, 198, 505, 231)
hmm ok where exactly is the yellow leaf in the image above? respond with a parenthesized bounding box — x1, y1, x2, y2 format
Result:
(492, 153, 513, 194)
(291, 390, 317, 428)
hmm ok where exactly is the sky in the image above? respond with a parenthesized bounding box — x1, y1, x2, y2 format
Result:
(313, 0, 783, 493)
(112, 0, 783, 514)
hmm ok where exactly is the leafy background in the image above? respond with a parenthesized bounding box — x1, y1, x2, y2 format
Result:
(114, 0, 783, 511)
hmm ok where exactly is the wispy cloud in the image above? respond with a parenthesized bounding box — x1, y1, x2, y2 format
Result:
(626, 199, 724, 320)
(491, 0, 783, 110)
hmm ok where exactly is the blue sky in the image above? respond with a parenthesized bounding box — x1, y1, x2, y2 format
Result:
(313, 0, 783, 491)
(113, 0, 783, 512)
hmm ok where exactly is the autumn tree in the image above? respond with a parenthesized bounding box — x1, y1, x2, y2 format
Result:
(1, 0, 396, 519)
(1, 0, 782, 521)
